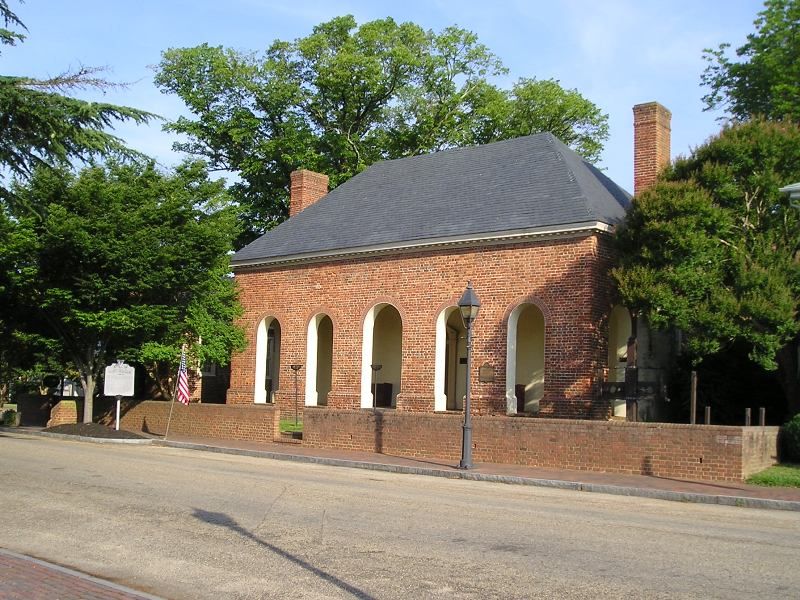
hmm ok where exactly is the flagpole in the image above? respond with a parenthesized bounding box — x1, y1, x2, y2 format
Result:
(164, 390, 176, 441)
(164, 344, 186, 441)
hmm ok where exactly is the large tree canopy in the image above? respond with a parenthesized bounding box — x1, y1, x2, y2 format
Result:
(702, 0, 800, 121)
(6, 161, 245, 422)
(613, 119, 800, 414)
(155, 15, 609, 243)
(0, 1, 155, 187)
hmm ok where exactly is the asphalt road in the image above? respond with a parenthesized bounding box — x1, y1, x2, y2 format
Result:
(0, 431, 798, 599)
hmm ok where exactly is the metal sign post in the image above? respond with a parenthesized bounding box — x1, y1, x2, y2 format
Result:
(115, 396, 122, 430)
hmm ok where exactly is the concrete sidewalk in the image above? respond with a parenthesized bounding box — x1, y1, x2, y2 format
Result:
(0, 548, 163, 600)
(17, 426, 800, 511)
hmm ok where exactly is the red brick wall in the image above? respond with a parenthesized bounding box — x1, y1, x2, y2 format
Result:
(96, 399, 278, 442)
(47, 400, 78, 427)
(304, 408, 776, 482)
(742, 427, 781, 477)
(228, 233, 616, 421)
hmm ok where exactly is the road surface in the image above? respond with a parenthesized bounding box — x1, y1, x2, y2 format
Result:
(0, 431, 797, 599)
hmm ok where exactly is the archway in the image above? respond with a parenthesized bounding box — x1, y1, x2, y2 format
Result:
(254, 317, 281, 404)
(434, 307, 467, 411)
(608, 305, 632, 417)
(305, 314, 333, 406)
(360, 304, 402, 408)
(505, 303, 544, 414)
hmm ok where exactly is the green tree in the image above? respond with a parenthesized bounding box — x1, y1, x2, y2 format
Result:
(155, 15, 609, 243)
(0, 204, 38, 402)
(0, 1, 155, 187)
(8, 161, 245, 422)
(613, 119, 800, 415)
(702, 0, 800, 121)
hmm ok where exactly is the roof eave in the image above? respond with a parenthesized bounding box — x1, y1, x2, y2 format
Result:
(231, 221, 615, 271)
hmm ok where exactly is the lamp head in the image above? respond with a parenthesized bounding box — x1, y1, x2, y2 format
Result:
(458, 281, 481, 327)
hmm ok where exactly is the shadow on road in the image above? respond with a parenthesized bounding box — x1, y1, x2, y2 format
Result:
(192, 508, 375, 600)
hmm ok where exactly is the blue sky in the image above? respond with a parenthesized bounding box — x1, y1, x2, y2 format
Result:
(7, 0, 765, 193)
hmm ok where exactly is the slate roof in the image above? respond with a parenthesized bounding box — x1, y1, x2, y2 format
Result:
(232, 133, 631, 266)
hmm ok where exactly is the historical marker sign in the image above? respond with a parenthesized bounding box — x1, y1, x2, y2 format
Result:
(104, 361, 135, 397)
(479, 363, 495, 383)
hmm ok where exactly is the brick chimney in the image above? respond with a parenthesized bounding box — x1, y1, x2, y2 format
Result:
(289, 169, 329, 217)
(633, 102, 671, 195)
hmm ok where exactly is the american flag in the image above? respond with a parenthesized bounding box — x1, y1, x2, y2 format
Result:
(176, 346, 190, 405)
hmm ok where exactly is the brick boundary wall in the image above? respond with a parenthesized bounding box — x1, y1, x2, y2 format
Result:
(47, 400, 78, 428)
(95, 400, 279, 442)
(16, 395, 59, 426)
(742, 426, 781, 477)
(303, 407, 779, 482)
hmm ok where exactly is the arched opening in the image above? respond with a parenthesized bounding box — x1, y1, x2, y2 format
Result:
(305, 314, 333, 406)
(361, 304, 402, 408)
(434, 307, 467, 411)
(505, 303, 544, 414)
(608, 305, 632, 417)
(254, 317, 281, 404)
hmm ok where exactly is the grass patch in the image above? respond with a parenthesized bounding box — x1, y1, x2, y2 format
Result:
(279, 419, 303, 433)
(746, 464, 800, 488)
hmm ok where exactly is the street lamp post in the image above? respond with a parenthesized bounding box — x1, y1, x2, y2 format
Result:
(290, 364, 302, 426)
(370, 364, 383, 409)
(457, 281, 481, 469)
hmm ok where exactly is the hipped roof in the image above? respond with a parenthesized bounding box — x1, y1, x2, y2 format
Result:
(233, 133, 631, 267)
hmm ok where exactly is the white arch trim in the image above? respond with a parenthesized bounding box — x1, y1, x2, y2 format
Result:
(305, 315, 320, 406)
(505, 306, 522, 414)
(433, 308, 450, 412)
(360, 304, 380, 408)
(254, 316, 275, 404)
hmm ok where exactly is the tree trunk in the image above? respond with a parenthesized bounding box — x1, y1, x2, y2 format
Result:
(81, 371, 95, 424)
(145, 362, 173, 401)
(776, 343, 800, 419)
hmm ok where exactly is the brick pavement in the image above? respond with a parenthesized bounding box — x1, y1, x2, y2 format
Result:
(0, 549, 162, 600)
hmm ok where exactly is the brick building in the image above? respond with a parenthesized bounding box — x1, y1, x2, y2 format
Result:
(226, 102, 671, 422)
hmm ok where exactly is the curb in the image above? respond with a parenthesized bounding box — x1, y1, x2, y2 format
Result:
(7, 429, 799, 512)
(155, 440, 800, 513)
(32, 430, 155, 445)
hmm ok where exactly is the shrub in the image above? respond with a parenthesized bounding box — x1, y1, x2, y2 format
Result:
(783, 414, 800, 462)
(1, 409, 19, 427)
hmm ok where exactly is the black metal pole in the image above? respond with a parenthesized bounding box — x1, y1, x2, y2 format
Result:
(370, 364, 382, 409)
(459, 320, 473, 469)
(289, 364, 302, 427)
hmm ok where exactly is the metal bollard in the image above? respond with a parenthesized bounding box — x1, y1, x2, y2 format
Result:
(745, 407, 751, 427)
(759, 407, 766, 426)
(704, 405, 711, 425)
